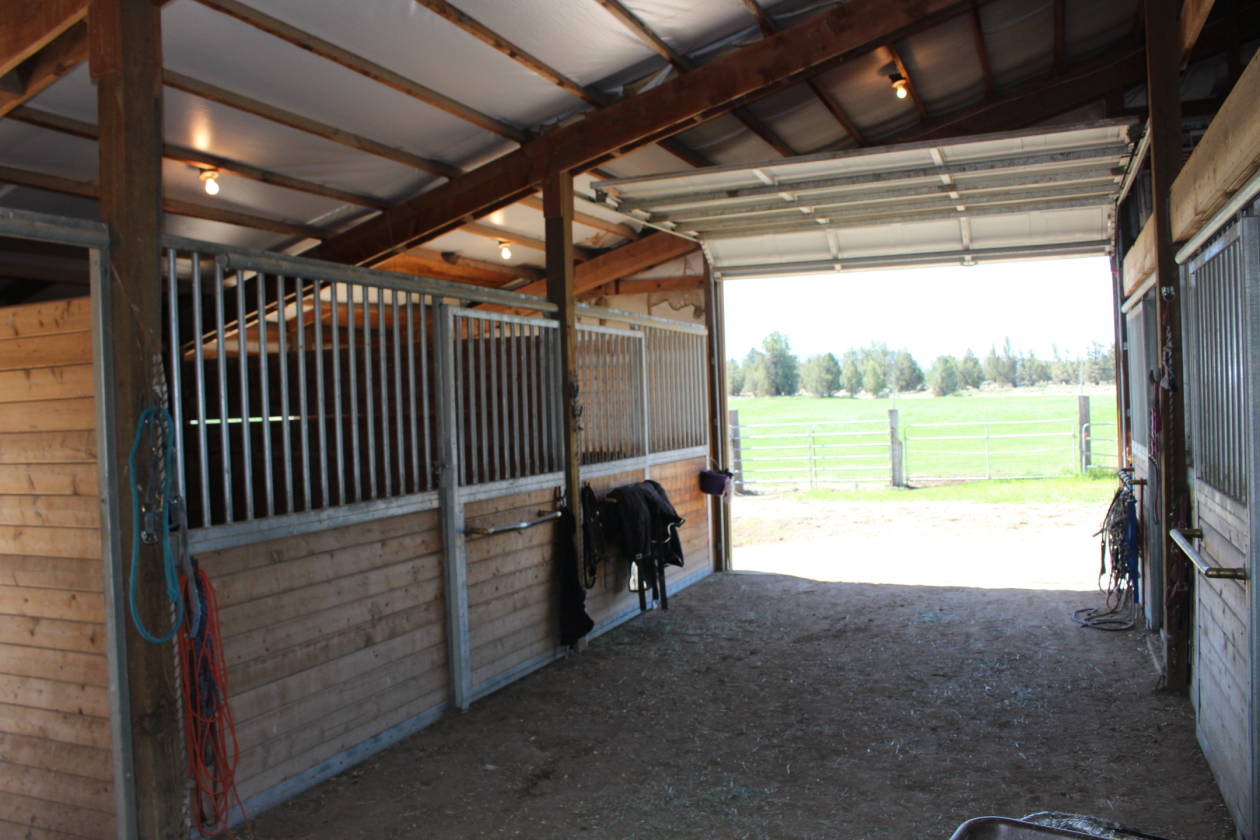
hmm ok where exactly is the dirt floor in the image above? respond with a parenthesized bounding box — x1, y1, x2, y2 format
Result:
(251, 497, 1236, 840)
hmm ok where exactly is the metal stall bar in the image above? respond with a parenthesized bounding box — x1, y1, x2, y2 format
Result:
(166, 250, 187, 506)
(378, 292, 391, 498)
(406, 293, 420, 493)
(235, 270, 254, 520)
(295, 277, 312, 511)
(276, 275, 294, 513)
(214, 262, 234, 522)
(192, 256, 211, 527)
(364, 287, 377, 499)
(331, 281, 345, 506)
(256, 265, 275, 517)
(393, 291, 405, 496)
(314, 283, 329, 508)
(347, 281, 362, 503)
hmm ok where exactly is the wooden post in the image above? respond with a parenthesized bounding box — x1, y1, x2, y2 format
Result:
(1145, 0, 1191, 690)
(1078, 395, 1092, 472)
(888, 408, 904, 487)
(703, 263, 731, 572)
(728, 408, 744, 493)
(90, 0, 183, 836)
(544, 171, 581, 561)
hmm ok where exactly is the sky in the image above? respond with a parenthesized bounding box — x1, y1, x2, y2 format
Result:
(723, 255, 1116, 365)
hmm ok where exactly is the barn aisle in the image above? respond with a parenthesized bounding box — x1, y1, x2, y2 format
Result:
(251, 501, 1231, 839)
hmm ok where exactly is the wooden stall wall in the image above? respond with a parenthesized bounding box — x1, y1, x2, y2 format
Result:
(0, 297, 115, 839)
(196, 508, 447, 807)
(1191, 482, 1253, 831)
(465, 456, 713, 696)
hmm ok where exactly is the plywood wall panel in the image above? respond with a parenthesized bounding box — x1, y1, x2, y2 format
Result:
(0, 298, 112, 839)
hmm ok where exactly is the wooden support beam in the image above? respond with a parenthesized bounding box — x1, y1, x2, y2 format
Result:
(89, 0, 180, 836)
(518, 196, 638, 241)
(411, 0, 708, 169)
(0, 0, 87, 77)
(544, 172, 582, 561)
(0, 164, 329, 239)
(703, 263, 731, 572)
(583, 274, 705, 299)
(194, 0, 529, 142)
(311, 0, 962, 266)
(376, 250, 540, 288)
(971, 3, 995, 99)
(1144, 0, 1191, 691)
(0, 21, 87, 119)
(888, 44, 928, 121)
(1179, 0, 1217, 63)
(163, 69, 463, 179)
(514, 231, 698, 298)
(739, 0, 864, 146)
(593, 0, 798, 156)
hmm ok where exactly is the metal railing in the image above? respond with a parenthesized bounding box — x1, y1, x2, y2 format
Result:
(734, 419, 891, 486)
(729, 412, 1113, 490)
(452, 309, 561, 486)
(164, 235, 710, 533)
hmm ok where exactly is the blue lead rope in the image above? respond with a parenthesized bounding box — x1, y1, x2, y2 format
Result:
(127, 405, 184, 644)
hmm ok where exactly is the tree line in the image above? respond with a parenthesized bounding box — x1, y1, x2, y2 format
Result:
(730, 332, 1116, 398)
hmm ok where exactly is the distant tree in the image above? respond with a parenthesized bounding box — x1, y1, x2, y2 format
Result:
(1017, 352, 1051, 386)
(927, 356, 961, 396)
(862, 357, 887, 396)
(1085, 341, 1115, 384)
(761, 332, 799, 396)
(801, 353, 842, 397)
(893, 350, 925, 392)
(985, 339, 1018, 386)
(727, 358, 745, 396)
(840, 350, 863, 397)
(744, 348, 772, 397)
(958, 349, 984, 389)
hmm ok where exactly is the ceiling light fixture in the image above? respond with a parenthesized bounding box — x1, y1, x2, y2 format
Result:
(889, 73, 909, 100)
(498, 241, 512, 260)
(199, 168, 221, 196)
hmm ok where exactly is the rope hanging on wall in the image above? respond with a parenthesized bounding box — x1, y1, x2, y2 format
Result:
(179, 565, 251, 836)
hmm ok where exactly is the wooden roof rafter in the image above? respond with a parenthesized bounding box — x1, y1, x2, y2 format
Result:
(0, 21, 86, 119)
(738, 0, 865, 146)
(11, 105, 391, 210)
(164, 69, 463, 180)
(592, 0, 799, 157)
(0, 163, 329, 240)
(411, 0, 711, 169)
(192, 0, 529, 143)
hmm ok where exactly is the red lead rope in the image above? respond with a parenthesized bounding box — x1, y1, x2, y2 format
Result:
(178, 567, 250, 837)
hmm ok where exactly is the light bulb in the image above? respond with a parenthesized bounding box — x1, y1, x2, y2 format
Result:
(199, 169, 221, 196)
(890, 74, 909, 100)
(896, 85, 908, 100)
(499, 242, 512, 260)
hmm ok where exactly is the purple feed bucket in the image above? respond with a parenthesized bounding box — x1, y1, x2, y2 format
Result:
(698, 469, 733, 496)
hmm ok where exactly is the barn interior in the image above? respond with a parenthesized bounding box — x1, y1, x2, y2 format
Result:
(1, 0, 1259, 838)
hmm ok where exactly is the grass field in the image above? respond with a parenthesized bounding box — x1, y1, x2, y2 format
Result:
(730, 388, 1119, 489)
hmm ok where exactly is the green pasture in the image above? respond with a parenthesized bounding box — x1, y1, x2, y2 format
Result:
(730, 390, 1119, 488)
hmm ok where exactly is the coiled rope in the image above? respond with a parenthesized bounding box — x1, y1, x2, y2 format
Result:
(127, 404, 185, 643)
(179, 566, 250, 836)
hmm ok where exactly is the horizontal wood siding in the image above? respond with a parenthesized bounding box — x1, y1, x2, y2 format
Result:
(0, 298, 115, 840)
(467, 457, 713, 691)
(1192, 479, 1252, 831)
(196, 508, 447, 804)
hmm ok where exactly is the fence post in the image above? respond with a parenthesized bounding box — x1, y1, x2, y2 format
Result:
(888, 409, 904, 487)
(1078, 395, 1091, 473)
(807, 425, 816, 489)
(729, 409, 744, 493)
(983, 424, 992, 479)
